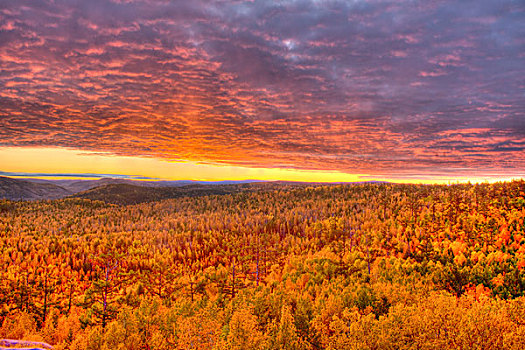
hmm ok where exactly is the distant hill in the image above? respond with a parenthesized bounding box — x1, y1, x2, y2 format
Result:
(25, 177, 138, 193)
(0, 176, 71, 200)
(0, 177, 287, 202)
(2, 176, 387, 203)
(24, 178, 266, 192)
(70, 182, 270, 205)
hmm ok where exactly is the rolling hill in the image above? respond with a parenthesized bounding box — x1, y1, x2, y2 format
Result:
(0, 176, 72, 200)
(69, 182, 314, 205)
(1, 176, 384, 203)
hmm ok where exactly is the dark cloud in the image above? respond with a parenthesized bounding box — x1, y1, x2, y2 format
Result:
(0, 0, 524, 177)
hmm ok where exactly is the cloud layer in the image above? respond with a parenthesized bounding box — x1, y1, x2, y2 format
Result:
(1, 0, 524, 177)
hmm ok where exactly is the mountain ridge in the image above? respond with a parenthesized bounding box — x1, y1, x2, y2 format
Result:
(0, 176, 389, 202)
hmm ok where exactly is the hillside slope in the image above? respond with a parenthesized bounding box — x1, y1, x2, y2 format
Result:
(0, 176, 71, 200)
(70, 182, 263, 205)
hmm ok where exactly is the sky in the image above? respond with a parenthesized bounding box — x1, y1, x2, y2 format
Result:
(0, 0, 524, 183)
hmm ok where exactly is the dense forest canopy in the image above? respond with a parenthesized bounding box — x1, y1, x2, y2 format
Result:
(1, 181, 525, 349)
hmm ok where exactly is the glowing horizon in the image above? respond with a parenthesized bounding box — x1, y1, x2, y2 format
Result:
(0, 147, 522, 185)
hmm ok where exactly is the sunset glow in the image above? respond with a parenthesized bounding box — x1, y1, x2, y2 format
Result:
(2, 2, 525, 347)
(0, 146, 521, 184)
(1, 0, 523, 182)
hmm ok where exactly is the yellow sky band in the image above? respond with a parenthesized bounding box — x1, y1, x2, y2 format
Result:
(0, 146, 521, 184)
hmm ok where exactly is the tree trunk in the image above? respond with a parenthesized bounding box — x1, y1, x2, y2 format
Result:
(232, 261, 235, 299)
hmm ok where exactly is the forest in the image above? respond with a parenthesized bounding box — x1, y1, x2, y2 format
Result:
(1, 181, 525, 349)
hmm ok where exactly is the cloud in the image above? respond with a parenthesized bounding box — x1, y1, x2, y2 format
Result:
(0, 0, 524, 177)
